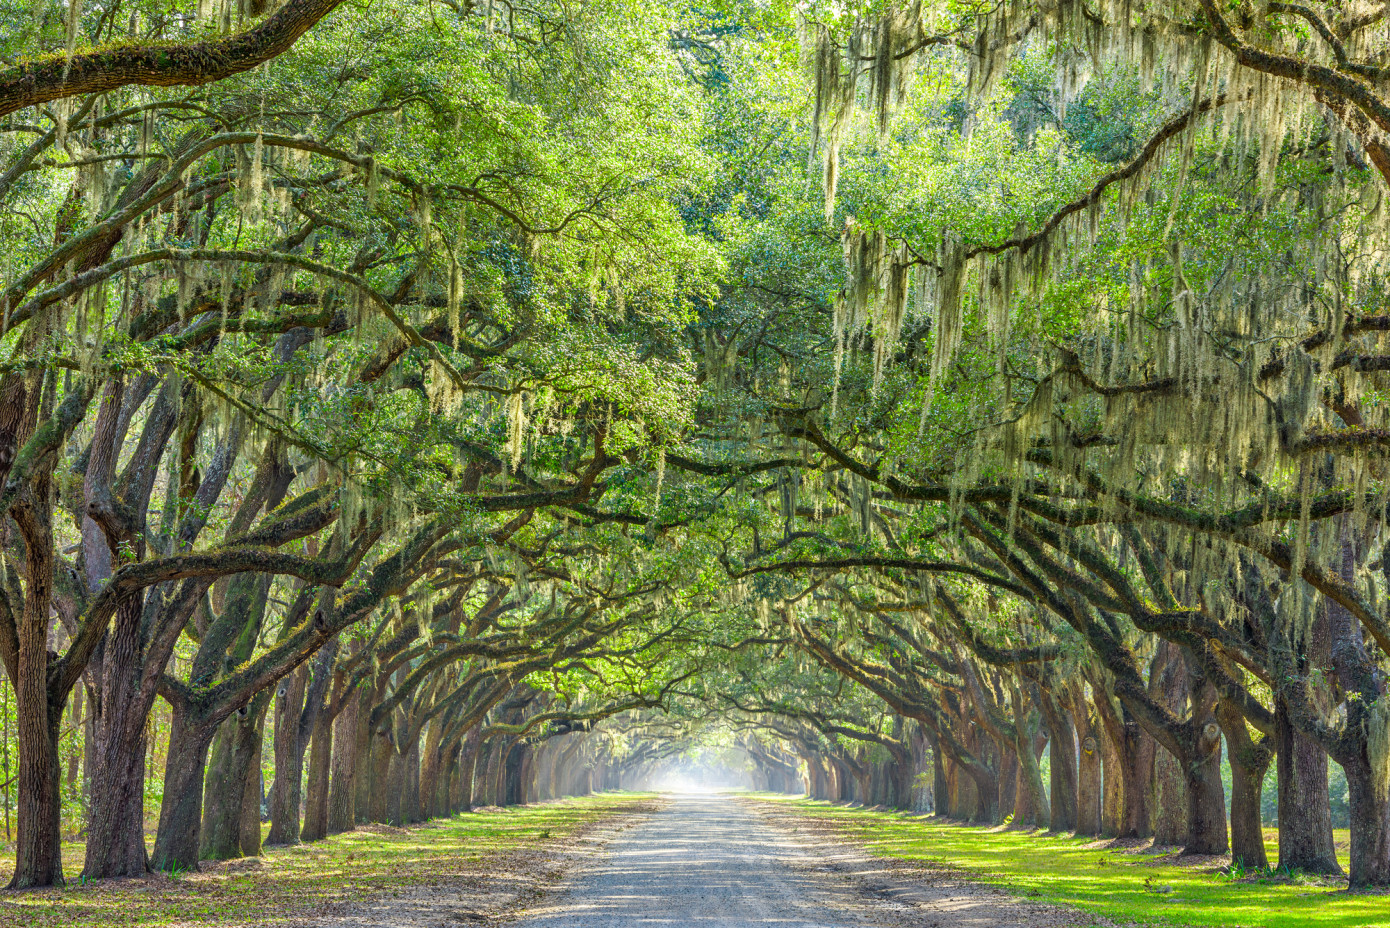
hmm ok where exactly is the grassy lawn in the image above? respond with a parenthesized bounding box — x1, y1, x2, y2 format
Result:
(755, 795, 1388, 928)
(0, 792, 654, 927)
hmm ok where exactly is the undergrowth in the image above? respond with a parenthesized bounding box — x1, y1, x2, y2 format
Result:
(756, 795, 1387, 928)
(0, 792, 654, 928)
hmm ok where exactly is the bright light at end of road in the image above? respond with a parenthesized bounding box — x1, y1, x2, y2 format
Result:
(653, 775, 719, 793)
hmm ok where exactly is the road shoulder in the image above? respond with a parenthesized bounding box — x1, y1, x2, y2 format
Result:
(298, 795, 666, 928)
(745, 796, 1122, 928)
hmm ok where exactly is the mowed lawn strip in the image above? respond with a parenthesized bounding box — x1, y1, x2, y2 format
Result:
(0, 792, 656, 928)
(754, 795, 1387, 928)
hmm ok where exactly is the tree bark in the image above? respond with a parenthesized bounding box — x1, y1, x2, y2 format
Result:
(1152, 744, 1187, 844)
(353, 688, 377, 822)
(889, 753, 914, 809)
(1071, 688, 1102, 837)
(239, 725, 264, 857)
(931, 734, 947, 815)
(327, 688, 358, 834)
(476, 740, 499, 807)
(1119, 709, 1155, 838)
(265, 667, 307, 845)
(81, 598, 150, 879)
(1041, 692, 1078, 833)
(1150, 643, 1188, 846)
(300, 708, 333, 841)
(1011, 699, 1048, 829)
(0, 0, 351, 119)
(512, 742, 532, 806)
(437, 746, 460, 814)
(8, 482, 67, 888)
(150, 707, 216, 872)
(456, 728, 481, 812)
(1090, 688, 1125, 836)
(1271, 581, 1339, 875)
(1276, 701, 1339, 874)
(385, 747, 407, 826)
(1319, 517, 1387, 884)
(997, 746, 1018, 818)
(8, 688, 64, 888)
(404, 738, 422, 822)
(367, 727, 392, 823)
(1344, 753, 1390, 887)
(419, 713, 452, 819)
(1218, 701, 1271, 870)
(1180, 719, 1228, 856)
(200, 715, 248, 860)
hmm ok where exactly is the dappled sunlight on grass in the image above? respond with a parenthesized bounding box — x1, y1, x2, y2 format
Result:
(759, 796, 1386, 928)
(0, 792, 654, 928)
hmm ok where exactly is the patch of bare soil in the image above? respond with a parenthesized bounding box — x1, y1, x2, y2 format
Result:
(1136, 851, 1226, 871)
(290, 798, 665, 928)
(1077, 836, 1152, 851)
(352, 822, 415, 837)
(747, 799, 1129, 928)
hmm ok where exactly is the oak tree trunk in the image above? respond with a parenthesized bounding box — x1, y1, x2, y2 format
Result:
(1042, 695, 1078, 833)
(327, 691, 358, 834)
(265, 668, 307, 846)
(151, 708, 216, 872)
(82, 597, 150, 879)
(1181, 721, 1228, 857)
(1344, 753, 1390, 887)
(9, 689, 64, 888)
(8, 481, 66, 889)
(199, 692, 269, 860)
(1072, 692, 1103, 837)
(1276, 702, 1339, 874)
(1217, 700, 1270, 869)
(1119, 710, 1155, 838)
(239, 728, 264, 858)
(300, 709, 333, 842)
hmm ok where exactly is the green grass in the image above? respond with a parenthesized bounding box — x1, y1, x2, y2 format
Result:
(754, 796, 1390, 928)
(0, 792, 655, 927)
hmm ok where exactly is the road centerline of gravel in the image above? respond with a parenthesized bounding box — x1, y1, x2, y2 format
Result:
(511, 792, 899, 927)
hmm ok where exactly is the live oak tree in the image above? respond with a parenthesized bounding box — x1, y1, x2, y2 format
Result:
(9, 0, 1390, 898)
(0, 0, 714, 887)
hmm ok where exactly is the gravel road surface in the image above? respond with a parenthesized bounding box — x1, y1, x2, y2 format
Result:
(513, 793, 894, 927)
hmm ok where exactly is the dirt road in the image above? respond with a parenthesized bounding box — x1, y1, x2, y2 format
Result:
(297, 793, 1096, 928)
(512, 793, 897, 927)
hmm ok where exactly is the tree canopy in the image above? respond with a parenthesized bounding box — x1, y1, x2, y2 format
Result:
(5, 0, 1390, 896)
